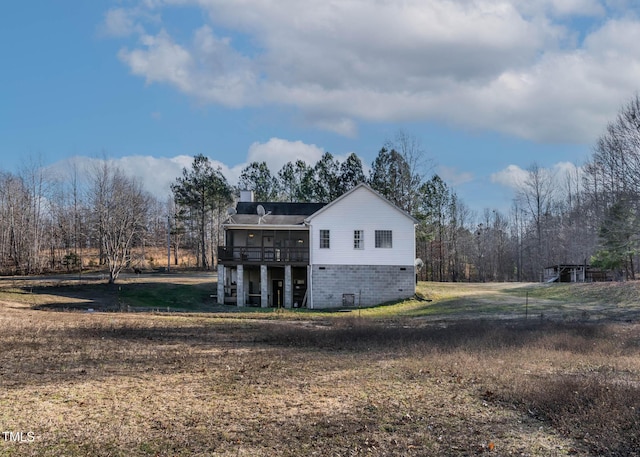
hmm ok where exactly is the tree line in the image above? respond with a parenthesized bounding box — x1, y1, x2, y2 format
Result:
(2, 96, 640, 283)
(0, 158, 159, 282)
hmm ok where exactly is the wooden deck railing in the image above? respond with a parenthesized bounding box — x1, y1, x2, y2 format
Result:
(218, 246, 309, 264)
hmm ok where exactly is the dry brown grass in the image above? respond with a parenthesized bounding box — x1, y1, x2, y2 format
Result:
(1, 285, 639, 456)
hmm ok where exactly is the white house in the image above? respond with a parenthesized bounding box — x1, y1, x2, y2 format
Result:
(217, 183, 418, 309)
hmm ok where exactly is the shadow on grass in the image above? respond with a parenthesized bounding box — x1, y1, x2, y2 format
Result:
(23, 280, 217, 312)
(1, 317, 618, 391)
(255, 318, 612, 354)
(0, 320, 262, 391)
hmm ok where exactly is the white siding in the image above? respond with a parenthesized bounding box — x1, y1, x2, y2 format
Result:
(308, 186, 415, 266)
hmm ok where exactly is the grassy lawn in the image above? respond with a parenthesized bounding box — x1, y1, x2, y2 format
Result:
(1, 276, 639, 456)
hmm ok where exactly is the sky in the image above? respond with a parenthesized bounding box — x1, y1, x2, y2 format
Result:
(2, 0, 640, 215)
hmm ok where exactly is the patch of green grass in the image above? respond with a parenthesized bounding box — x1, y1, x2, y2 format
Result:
(118, 282, 212, 310)
(354, 298, 522, 319)
(7, 276, 640, 324)
(506, 281, 640, 306)
(0, 288, 34, 303)
(504, 283, 581, 301)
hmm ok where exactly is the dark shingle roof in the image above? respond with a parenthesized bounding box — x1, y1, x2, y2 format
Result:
(228, 214, 307, 225)
(236, 202, 326, 216)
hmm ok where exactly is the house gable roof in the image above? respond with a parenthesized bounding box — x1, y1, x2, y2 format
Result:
(305, 183, 419, 224)
(223, 184, 418, 227)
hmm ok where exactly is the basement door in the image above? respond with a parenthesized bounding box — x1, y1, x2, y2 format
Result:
(272, 279, 284, 307)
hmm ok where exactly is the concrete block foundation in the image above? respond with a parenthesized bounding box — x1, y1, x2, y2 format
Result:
(311, 264, 415, 309)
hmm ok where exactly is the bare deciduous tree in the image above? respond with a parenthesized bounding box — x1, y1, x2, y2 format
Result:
(381, 130, 433, 215)
(516, 162, 557, 277)
(89, 161, 151, 283)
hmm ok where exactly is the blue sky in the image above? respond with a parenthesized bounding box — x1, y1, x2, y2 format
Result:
(2, 1, 639, 214)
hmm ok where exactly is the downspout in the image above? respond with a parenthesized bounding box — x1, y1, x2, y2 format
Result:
(305, 220, 313, 309)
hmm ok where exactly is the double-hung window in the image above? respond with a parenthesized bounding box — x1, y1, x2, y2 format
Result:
(319, 230, 330, 249)
(353, 230, 364, 249)
(375, 230, 393, 248)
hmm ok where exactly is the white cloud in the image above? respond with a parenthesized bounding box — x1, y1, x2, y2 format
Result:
(305, 117, 358, 138)
(490, 161, 584, 192)
(113, 139, 329, 196)
(48, 155, 193, 200)
(513, 0, 605, 17)
(247, 138, 326, 173)
(118, 26, 258, 107)
(490, 164, 529, 190)
(114, 155, 193, 198)
(438, 165, 474, 187)
(101, 8, 141, 37)
(47, 139, 335, 199)
(107, 0, 640, 143)
(100, 7, 161, 37)
(553, 161, 582, 176)
(114, 154, 254, 197)
(118, 31, 196, 94)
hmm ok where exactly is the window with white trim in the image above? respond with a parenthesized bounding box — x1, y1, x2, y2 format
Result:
(354, 230, 364, 249)
(375, 230, 392, 248)
(319, 230, 330, 249)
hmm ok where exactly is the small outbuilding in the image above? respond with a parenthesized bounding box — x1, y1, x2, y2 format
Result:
(543, 264, 611, 283)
